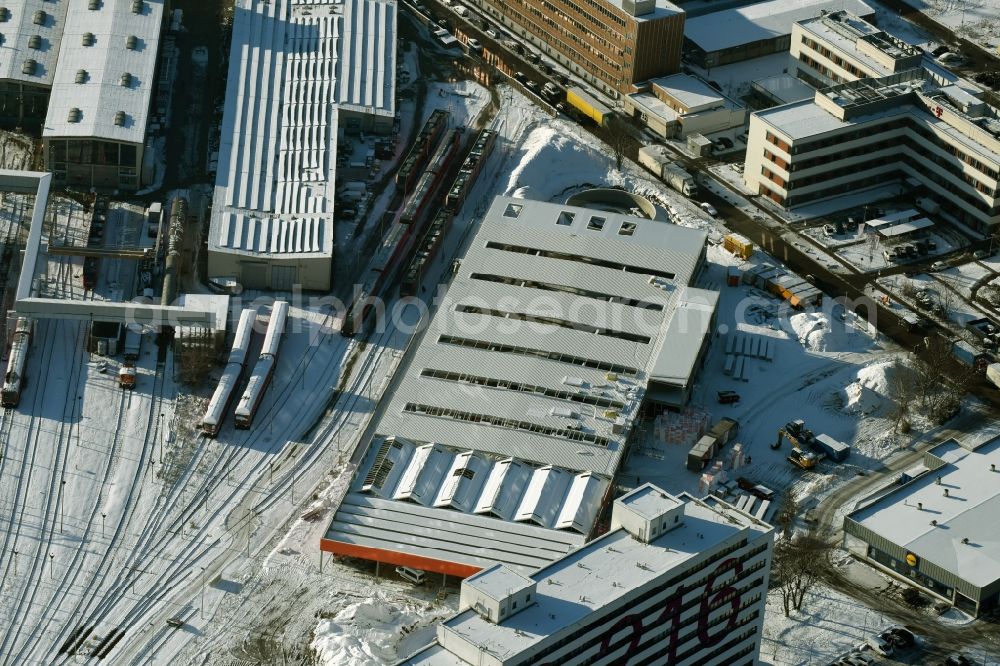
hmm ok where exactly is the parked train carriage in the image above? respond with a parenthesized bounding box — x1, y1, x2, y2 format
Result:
(400, 129, 462, 227)
(1, 317, 32, 408)
(123, 327, 143, 362)
(396, 109, 450, 191)
(400, 211, 453, 296)
(233, 301, 288, 429)
(260, 300, 289, 357)
(200, 308, 258, 436)
(233, 356, 276, 429)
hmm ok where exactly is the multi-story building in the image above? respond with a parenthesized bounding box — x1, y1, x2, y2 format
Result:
(745, 67, 1000, 232)
(467, 0, 685, 98)
(790, 10, 923, 89)
(42, 0, 166, 191)
(401, 483, 775, 666)
(844, 438, 1000, 617)
(322, 196, 718, 577)
(683, 0, 874, 69)
(624, 73, 746, 139)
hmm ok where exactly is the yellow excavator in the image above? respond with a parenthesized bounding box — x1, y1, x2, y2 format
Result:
(776, 428, 818, 470)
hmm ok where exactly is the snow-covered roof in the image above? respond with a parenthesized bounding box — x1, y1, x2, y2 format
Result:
(42, 0, 164, 144)
(209, 0, 396, 259)
(753, 74, 817, 104)
(0, 0, 68, 87)
(849, 438, 1000, 588)
(684, 0, 874, 53)
(650, 73, 723, 112)
(371, 196, 712, 477)
(796, 10, 922, 78)
(403, 492, 773, 664)
(602, 0, 682, 23)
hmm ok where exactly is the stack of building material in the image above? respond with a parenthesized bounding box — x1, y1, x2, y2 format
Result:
(723, 331, 776, 381)
(654, 407, 710, 447)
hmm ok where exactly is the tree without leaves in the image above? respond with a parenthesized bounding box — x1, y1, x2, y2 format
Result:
(603, 117, 631, 171)
(770, 535, 831, 617)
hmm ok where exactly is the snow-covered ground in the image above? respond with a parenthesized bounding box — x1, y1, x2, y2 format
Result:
(900, 0, 1000, 53)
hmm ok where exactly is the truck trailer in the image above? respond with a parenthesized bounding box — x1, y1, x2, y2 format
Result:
(566, 87, 611, 127)
(637, 145, 698, 196)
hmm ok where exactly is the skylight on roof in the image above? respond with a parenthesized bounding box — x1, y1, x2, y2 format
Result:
(557, 211, 575, 226)
(503, 203, 522, 218)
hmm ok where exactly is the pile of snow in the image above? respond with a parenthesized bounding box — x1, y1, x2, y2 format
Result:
(788, 312, 832, 351)
(787, 311, 874, 353)
(312, 594, 452, 665)
(840, 359, 909, 416)
(504, 125, 617, 201)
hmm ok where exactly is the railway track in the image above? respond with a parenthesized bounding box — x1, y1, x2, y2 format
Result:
(0, 320, 88, 660)
(41, 306, 360, 664)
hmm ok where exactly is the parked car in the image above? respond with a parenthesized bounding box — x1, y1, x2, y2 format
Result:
(843, 654, 874, 666)
(700, 202, 718, 217)
(824, 224, 836, 237)
(883, 626, 915, 649)
(525, 80, 540, 92)
(929, 260, 948, 272)
(485, 27, 499, 38)
(717, 390, 740, 404)
(973, 249, 991, 259)
(513, 71, 526, 83)
(943, 655, 976, 666)
(467, 38, 483, 54)
(865, 635, 894, 657)
(737, 478, 775, 501)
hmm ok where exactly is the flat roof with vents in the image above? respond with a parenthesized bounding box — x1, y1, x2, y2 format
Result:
(0, 0, 68, 86)
(42, 0, 164, 144)
(847, 437, 1000, 591)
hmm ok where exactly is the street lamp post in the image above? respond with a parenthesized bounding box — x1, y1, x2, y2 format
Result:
(200, 566, 206, 619)
(101, 512, 106, 538)
(60, 479, 66, 533)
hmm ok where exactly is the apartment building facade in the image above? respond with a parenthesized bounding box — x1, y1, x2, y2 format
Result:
(467, 0, 685, 97)
(403, 484, 775, 666)
(745, 68, 1000, 232)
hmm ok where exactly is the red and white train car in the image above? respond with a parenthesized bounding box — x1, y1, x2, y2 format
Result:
(1, 317, 33, 408)
(200, 308, 258, 436)
(234, 301, 288, 429)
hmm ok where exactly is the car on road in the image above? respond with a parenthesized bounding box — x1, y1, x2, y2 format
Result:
(513, 71, 526, 83)
(525, 80, 540, 92)
(166, 616, 184, 628)
(737, 477, 775, 501)
(929, 260, 948, 272)
(700, 202, 718, 217)
(466, 38, 483, 54)
(485, 27, 499, 38)
(973, 249, 991, 259)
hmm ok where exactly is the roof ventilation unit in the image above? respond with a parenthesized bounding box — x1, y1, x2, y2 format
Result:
(130, 0, 142, 13)
(82, 32, 95, 46)
(0, 8, 9, 22)
(67, 107, 81, 123)
(125, 34, 137, 50)
(88, 0, 100, 7)
(27, 34, 40, 49)
(74, 69, 87, 83)
(32, 9, 45, 24)
(0, 34, 5, 46)
(113, 111, 126, 126)
(21, 59, 36, 75)
(119, 72, 132, 87)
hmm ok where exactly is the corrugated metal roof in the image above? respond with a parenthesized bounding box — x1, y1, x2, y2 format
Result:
(209, 0, 395, 259)
(42, 0, 163, 144)
(355, 437, 608, 534)
(0, 0, 68, 87)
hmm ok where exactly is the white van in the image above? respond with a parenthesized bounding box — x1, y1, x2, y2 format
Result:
(395, 566, 427, 585)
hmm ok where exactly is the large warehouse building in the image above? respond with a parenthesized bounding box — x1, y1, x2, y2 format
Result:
(844, 438, 1000, 617)
(744, 66, 1000, 232)
(207, 0, 396, 292)
(0, 0, 69, 129)
(466, 0, 685, 98)
(322, 196, 718, 577)
(42, 0, 166, 190)
(403, 484, 775, 666)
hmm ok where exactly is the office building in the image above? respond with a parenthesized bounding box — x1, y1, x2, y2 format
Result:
(401, 484, 775, 666)
(467, 0, 685, 97)
(745, 67, 1000, 231)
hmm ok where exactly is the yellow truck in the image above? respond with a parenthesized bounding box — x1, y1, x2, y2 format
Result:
(566, 87, 611, 127)
(723, 233, 753, 260)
